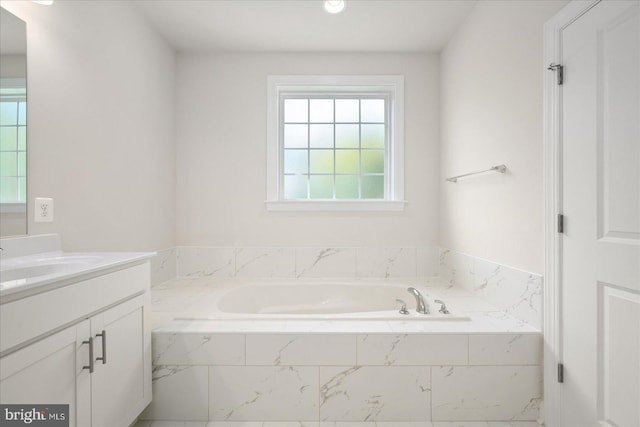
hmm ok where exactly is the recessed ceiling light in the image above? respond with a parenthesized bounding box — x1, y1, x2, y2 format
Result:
(324, 0, 345, 14)
(32, 0, 54, 4)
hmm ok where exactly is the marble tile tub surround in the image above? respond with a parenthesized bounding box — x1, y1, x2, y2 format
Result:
(151, 247, 178, 287)
(438, 249, 542, 329)
(159, 246, 542, 328)
(173, 246, 440, 279)
(141, 329, 542, 423)
(150, 246, 541, 332)
(143, 277, 542, 424)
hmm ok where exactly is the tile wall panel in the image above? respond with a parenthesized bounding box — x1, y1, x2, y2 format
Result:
(356, 334, 468, 366)
(319, 366, 431, 421)
(141, 365, 209, 421)
(210, 366, 319, 421)
(246, 334, 356, 366)
(431, 365, 542, 421)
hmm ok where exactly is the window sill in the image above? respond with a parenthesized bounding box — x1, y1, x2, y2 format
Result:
(265, 200, 406, 212)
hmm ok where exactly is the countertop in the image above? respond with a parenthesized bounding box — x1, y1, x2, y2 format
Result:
(0, 250, 155, 303)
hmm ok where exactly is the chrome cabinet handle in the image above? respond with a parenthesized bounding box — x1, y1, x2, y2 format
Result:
(82, 337, 94, 373)
(96, 330, 107, 365)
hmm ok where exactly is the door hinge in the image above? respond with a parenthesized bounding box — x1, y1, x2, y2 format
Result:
(548, 63, 564, 85)
(558, 363, 564, 383)
(558, 214, 564, 233)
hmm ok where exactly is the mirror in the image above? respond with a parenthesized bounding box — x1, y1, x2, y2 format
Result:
(0, 7, 27, 236)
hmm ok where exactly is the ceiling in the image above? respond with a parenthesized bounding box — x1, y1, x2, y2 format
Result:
(132, 0, 477, 53)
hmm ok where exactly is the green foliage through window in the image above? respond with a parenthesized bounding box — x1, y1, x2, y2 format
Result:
(282, 97, 386, 200)
(0, 84, 27, 204)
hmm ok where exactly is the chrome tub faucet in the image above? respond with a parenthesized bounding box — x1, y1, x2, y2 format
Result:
(407, 287, 429, 314)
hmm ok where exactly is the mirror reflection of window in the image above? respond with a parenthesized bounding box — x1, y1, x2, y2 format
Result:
(0, 79, 27, 205)
(0, 6, 27, 237)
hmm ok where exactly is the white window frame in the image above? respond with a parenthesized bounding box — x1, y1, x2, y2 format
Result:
(266, 75, 405, 211)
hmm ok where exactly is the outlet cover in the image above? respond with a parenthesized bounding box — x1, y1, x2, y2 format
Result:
(35, 197, 54, 223)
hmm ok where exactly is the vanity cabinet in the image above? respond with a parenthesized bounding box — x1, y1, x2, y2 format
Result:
(0, 321, 86, 425)
(0, 262, 152, 427)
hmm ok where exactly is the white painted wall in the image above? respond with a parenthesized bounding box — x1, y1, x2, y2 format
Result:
(175, 53, 439, 247)
(0, 0, 567, 269)
(0, 213, 25, 237)
(1, 1, 175, 251)
(440, 0, 567, 274)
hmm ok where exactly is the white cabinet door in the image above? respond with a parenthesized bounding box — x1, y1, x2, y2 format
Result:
(90, 295, 151, 427)
(0, 320, 92, 427)
(561, 1, 640, 426)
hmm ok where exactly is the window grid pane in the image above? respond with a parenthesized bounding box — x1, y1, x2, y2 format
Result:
(282, 97, 385, 200)
(0, 94, 26, 203)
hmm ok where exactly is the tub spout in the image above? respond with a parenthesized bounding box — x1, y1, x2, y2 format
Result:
(407, 287, 429, 314)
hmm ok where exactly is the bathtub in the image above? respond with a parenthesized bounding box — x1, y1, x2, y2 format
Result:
(175, 281, 469, 321)
(147, 277, 542, 424)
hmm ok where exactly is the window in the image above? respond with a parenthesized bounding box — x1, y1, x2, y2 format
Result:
(0, 79, 26, 209)
(266, 75, 405, 211)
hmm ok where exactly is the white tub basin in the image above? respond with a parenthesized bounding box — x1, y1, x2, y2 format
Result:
(177, 281, 471, 321)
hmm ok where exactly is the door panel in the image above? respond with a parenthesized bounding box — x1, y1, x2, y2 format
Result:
(561, 1, 640, 427)
(600, 285, 640, 426)
(598, 6, 640, 242)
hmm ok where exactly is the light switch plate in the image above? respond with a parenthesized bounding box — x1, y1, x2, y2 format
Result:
(34, 197, 54, 222)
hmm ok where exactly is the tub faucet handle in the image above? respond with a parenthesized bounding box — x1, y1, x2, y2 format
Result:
(395, 299, 409, 315)
(434, 299, 450, 314)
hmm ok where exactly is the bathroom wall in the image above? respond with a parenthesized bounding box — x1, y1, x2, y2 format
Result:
(175, 53, 439, 248)
(2, 1, 176, 252)
(440, 0, 567, 274)
(0, 0, 566, 273)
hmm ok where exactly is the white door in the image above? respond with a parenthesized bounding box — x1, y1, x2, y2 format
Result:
(561, 1, 640, 426)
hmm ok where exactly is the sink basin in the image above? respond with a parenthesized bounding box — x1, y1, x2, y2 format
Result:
(1, 256, 102, 283)
(0, 235, 155, 302)
(1, 263, 88, 282)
